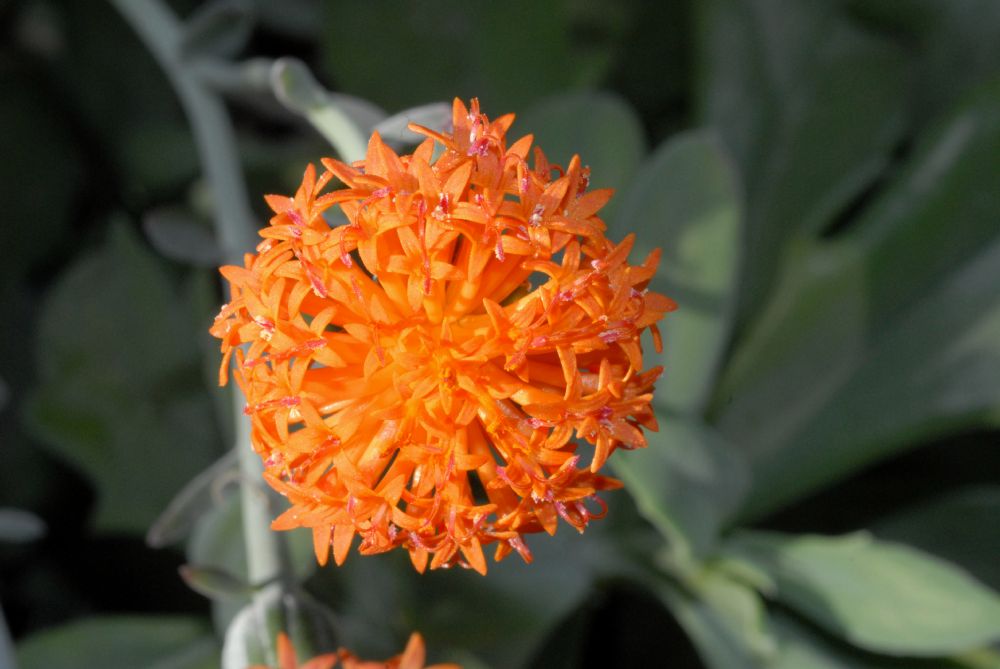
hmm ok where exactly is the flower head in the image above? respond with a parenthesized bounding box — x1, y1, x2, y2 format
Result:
(212, 98, 675, 574)
(249, 632, 458, 669)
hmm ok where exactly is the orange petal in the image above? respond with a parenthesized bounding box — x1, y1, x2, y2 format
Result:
(333, 522, 354, 566)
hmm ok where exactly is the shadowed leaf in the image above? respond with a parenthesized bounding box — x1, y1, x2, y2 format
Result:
(25, 222, 222, 533)
(612, 416, 749, 564)
(17, 616, 217, 669)
(696, 0, 909, 320)
(147, 450, 238, 548)
(717, 80, 1000, 519)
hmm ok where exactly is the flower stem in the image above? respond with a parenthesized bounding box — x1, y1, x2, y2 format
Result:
(111, 0, 257, 260)
(111, 0, 280, 588)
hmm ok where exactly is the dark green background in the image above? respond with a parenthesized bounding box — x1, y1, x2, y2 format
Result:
(3, 1, 1000, 667)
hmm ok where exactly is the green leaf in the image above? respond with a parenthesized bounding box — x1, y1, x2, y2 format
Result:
(17, 616, 218, 669)
(611, 416, 749, 565)
(695, 0, 910, 319)
(188, 490, 248, 633)
(656, 567, 775, 669)
(517, 90, 646, 217)
(147, 450, 238, 549)
(846, 0, 1000, 128)
(221, 585, 337, 669)
(187, 490, 317, 584)
(873, 486, 1000, 593)
(179, 563, 253, 600)
(716, 80, 1000, 518)
(725, 531, 1000, 656)
(187, 488, 315, 634)
(143, 207, 221, 267)
(178, 0, 255, 61)
(953, 648, 1000, 669)
(24, 222, 223, 533)
(611, 130, 742, 414)
(768, 610, 980, 669)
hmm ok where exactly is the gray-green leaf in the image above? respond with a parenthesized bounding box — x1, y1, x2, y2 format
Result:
(188, 488, 315, 634)
(873, 485, 1000, 593)
(517, 90, 646, 212)
(717, 79, 1000, 519)
(179, 563, 253, 600)
(147, 449, 238, 549)
(725, 531, 1000, 656)
(612, 130, 742, 415)
(656, 567, 775, 669)
(221, 585, 337, 669)
(768, 609, 982, 669)
(143, 207, 221, 267)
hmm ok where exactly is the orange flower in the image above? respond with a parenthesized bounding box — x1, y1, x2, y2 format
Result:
(212, 98, 674, 574)
(249, 632, 458, 669)
(248, 632, 336, 669)
(338, 632, 460, 669)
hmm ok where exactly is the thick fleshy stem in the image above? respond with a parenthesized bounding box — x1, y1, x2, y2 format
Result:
(111, 0, 285, 617)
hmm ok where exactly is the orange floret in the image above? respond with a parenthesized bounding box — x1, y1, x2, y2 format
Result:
(248, 631, 458, 669)
(211, 98, 675, 574)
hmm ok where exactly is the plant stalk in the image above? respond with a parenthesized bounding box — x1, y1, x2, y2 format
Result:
(111, 0, 280, 589)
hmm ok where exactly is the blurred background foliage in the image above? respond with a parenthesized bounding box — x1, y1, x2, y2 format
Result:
(2, 0, 1000, 667)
